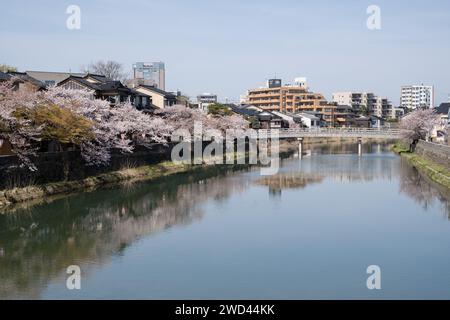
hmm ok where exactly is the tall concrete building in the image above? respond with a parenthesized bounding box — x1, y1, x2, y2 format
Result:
(246, 78, 354, 127)
(332, 92, 394, 119)
(132, 62, 165, 90)
(400, 84, 434, 109)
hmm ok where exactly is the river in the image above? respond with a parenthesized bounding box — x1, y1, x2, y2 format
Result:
(0, 143, 449, 299)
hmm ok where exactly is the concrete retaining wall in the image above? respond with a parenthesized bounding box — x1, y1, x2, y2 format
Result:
(0, 144, 173, 190)
(0, 141, 248, 190)
(415, 140, 450, 169)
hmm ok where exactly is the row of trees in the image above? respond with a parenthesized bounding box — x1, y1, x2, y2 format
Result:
(0, 81, 247, 171)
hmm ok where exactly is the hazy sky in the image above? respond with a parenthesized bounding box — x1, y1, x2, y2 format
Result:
(1, 0, 449, 104)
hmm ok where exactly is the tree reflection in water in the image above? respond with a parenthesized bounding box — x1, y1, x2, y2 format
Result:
(399, 158, 450, 217)
(0, 143, 449, 299)
(0, 166, 250, 299)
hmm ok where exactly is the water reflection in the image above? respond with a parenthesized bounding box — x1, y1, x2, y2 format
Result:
(255, 174, 324, 196)
(399, 158, 450, 216)
(0, 143, 449, 299)
(0, 166, 250, 299)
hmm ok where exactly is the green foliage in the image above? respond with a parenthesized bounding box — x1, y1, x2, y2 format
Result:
(0, 64, 17, 73)
(248, 116, 260, 129)
(207, 103, 232, 116)
(391, 142, 409, 154)
(13, 104, 95, 145)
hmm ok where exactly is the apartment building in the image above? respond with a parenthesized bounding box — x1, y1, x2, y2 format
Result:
(332, 92, 376, 111)
(246, 78, 353, 126)
(332, 92, 394, 119)
(400, 85, 434, 109)
(373, 97, 393, 118)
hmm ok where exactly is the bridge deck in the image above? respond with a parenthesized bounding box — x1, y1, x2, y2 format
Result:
(257, 128, 403, 139)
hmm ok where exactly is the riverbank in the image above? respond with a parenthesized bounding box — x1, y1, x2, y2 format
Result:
(0, 143, 297, 210)
(0, 161, 196, 209)
(0, 138, 392, 210)
(392, 142, 450, 189)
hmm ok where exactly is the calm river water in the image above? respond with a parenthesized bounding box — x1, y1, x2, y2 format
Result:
(1, 143, 450, 299)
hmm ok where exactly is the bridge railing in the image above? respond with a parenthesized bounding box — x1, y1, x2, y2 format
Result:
(257, 127, 404, 137)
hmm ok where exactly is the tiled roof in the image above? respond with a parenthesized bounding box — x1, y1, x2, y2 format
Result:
(7, 72, 45, 89)
(86, 74, 108, 81)
(60, 76, 102, 90)
(59, 75, 130, 93)
(436, 103, 450, 115)
(230, 105, 260, 117)
(0, 71, 11, 81)
(296, 113, 320, 121)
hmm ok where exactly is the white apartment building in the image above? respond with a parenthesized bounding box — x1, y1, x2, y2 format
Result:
(332, 92, 394, 119)
(373, 97, 393, 118)
(400, 85, 434, 109)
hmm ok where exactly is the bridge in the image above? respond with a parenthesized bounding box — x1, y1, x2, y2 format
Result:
(256, 127, 403, 157)
(257, 127, 403, 139)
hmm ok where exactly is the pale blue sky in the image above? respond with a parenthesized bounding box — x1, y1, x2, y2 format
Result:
(1, 0, 449, 104)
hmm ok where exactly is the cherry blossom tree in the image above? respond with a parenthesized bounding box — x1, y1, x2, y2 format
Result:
(399, 109, 440, 141)
(45, 87, 173, 165)
(0, 81, 42, 170)
(43, 86, 121, 165)
(154, 105, 210, 133)
(155, 105, 249, 134)
(210, 114, 249, 133)
(108, 102, 173, 149)
(1, 84, 175, 168)
(1, 85, 249, 170)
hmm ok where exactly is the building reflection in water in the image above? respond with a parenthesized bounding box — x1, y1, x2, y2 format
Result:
(255, 174, 324, 197)
(0, 143, 448, 299)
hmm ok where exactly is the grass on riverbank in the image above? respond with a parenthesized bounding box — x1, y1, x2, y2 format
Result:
(0, 148, 275, 210)
(392, 142, 450, 189)
(0, 161, 194, 209)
